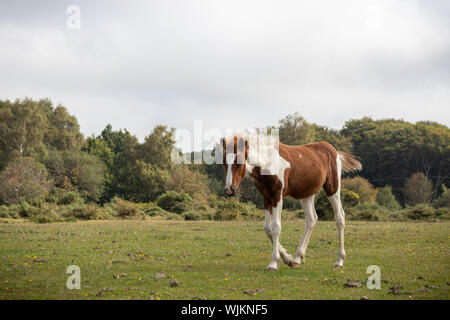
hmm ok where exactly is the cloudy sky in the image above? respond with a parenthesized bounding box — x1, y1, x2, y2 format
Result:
(0, 0, 449, 151)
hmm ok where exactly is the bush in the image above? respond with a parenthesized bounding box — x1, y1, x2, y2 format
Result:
(342, 177, 378, 203)
(46, 187, 85, 205)
(110, 197, 141, 219)
(313, 190, 334, 220)
(314, 189, 360, 220)
(405, 204, 436, 220)
(0, 157, 52, 204)
(377, 186, 401, 209)
(0, 205, 20, 219)
(142, 205, 167, 217)
(25, 203, 65, 223)
(434, 207, 450, 220)
(66, 204, 103, 220)
(347, 203, 382, 221)
(215, 198, 244, 221)
(404, 173, 433, 206)
(157, 191, 194, 214)
(183, 211, 203, 221)
(165, 212, 184, 220)
(433, 186, 450, 209)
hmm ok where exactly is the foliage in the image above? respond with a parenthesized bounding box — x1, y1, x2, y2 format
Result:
(314, 189, 360, 220)
(214, 198, 259, 221)
(165, 165, 211, 208)
(157, 191, 194, 214)
(109, 197, 141, 219)
(45, 187, 85, 206)
(342, 176, 377, 203)
(405, 204, 436, 221)
(404, 173, 433, 206)
(376, 185, 401, 209)
(44, 151, 106, 201)
(433, 186, 450, 209)
(0, 157, 52, 204)
(342, 118, 450, 202)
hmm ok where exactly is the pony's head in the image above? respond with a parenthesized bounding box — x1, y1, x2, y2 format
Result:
(220, 135, 248, 197)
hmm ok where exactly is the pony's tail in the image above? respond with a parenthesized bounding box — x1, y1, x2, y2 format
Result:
(338, 151, 362, 173)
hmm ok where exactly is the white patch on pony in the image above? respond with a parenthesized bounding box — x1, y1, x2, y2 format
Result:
(246, 134, 291, 187)
(299, 153, 302, 158)
(225, 153, 236, 188)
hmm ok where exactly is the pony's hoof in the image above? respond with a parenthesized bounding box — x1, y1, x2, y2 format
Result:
(267, 267, 278, 272)
(289, 262, 301, 269)
(334, 264, 344, 269)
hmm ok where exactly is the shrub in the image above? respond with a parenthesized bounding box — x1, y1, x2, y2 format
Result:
(157, 191, 193, 214)
(377, 186, 401, 209)
(314, 190, 334, 220)
(46, 187, 84, 206)
(143, 205, 167, 217)
(0, 157, 52, 204)
(26, 203, 65, 223)
(404, 173, 433, 206)
(165, 212, 183, 220)
(165, 166, 211, 208)
(405, 204, 436, 220)
(183, 211, 203, 221)
(433, 186, 450, 209)
(314, 189, 360, 221)
(0, 205, 20, 219)
(342, 177, 378, 203)
(110, 197, 141, 219)
(67, 204, 103, 220)
(347, 203, 382, 221)
(342, 189, 360, 207)
(215, 198, 252, 221)
(434, 207, 450, 220)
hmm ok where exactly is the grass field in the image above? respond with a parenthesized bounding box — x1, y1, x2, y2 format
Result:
(0, 218, 449, 300)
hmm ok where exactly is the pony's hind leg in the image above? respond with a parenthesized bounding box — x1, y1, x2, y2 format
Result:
(292, 195, 317, 267)
(328, 193, 346, 268)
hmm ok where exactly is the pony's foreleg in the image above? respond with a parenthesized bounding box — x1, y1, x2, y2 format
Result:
(293, 195, 317, 266)
(263, 209, 292, 267)
(266, 199, 285, 271)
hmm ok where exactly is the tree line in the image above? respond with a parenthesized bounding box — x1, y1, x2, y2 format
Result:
(0, 98, 449, 218)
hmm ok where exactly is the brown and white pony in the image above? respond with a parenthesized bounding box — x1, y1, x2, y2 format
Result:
(221, 135, 362, 270)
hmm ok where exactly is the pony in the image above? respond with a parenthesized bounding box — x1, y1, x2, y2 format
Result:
(221, 134, 361, 270)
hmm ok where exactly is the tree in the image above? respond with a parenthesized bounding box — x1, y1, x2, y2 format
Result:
(376, 186, 401, 209)
(0, 157, 52, 204)
(44, 151, 106, 201)
(404, 172, 433, 206)
(341, 117, 450, 203)
(139, 125, 175, 170)
(0, 98, 47, 168)
(44, 105, 84, 151)
(277, 112, 315, 146)
(165, 165, 211, 207)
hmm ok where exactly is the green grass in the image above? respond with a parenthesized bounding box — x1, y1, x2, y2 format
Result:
(0, 218, 449, 300)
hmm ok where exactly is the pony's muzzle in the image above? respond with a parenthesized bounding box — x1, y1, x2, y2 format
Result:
(224, 186, 235, 197)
